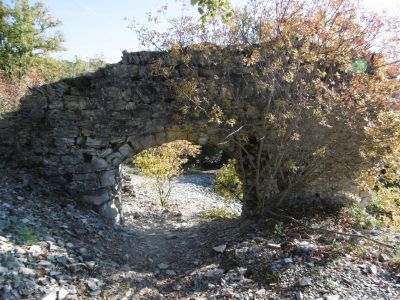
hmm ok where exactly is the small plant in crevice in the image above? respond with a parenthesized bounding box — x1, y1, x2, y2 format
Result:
(4, 223, 37, 245)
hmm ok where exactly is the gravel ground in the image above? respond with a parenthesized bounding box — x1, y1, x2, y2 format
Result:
(123, 166, 241, 220)
(0, 167, 399, 299)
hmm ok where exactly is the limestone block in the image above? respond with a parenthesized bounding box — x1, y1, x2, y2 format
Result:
(73, 172, 99, 181)
(127, 136, 142, 151)
(61, 155, 83, 165)
(91, 157, 109, 170)
(100, 170, 117, 187)
(86, 138, 106, 148)
(127, 65, 139, 77)
(110, 137, 126, 144)
(154, 131, 167, 145)
(112, 111, 131, 120)
(126, 102, 136, 110)
(64, 96, 80, 110)
(118, 144, 134, 158)
(61, 138, 76, 146)
(99, 148, 113, 158)
(100, 200, 120, 221)
(82, 189, 111, 206)
(139, 135, 156, 150)
(106, 151, 124, 165)
(138, 65, 150, 78)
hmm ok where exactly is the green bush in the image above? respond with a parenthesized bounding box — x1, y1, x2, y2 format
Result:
(213, 159, 242, 202)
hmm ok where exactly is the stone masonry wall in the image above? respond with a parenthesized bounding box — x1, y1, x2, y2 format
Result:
(0, 48, 264, 222)
(0, 47, 364, 222)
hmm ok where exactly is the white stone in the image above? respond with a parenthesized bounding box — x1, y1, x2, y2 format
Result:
(213, 244, 227, 253)
(298, 277, 312, 287)
(283, 257, 293, 264)
(58, 288, 69, 299)
(158, 263, 169, 270)
(28, 245, 42, 257)
(42, 291, 58, 300)
(325, 295, 340, 300)
(166, 270, 176, 276)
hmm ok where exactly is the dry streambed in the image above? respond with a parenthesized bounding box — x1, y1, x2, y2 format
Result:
(0, 168, 399, 299)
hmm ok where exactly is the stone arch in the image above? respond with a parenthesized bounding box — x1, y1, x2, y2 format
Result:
(76, 128, 223, 222)
(0, 48, 266, 222)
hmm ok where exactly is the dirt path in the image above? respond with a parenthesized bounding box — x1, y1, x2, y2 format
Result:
(120, 168, 242, 275)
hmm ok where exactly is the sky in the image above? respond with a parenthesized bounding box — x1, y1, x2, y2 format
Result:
(5, 0, 400, 63)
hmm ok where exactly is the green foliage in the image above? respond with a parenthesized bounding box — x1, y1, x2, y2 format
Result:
(0, 0, 64, 80)
(4, 220, 36, 245)
(213, 159, 242, 202)
(191, 0, 233, 24)
(0, 55, 106, 106)
(200, 207, 238, 219)
(347, 204, 383, 229)
(366, 188, 400, 230)
(142, 0, 400, 216)
(361, 156, 400, 230)
(133, 140, 201, 207)
(32, 55, 106, 82)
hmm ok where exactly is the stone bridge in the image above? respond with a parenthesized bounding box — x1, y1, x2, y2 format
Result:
(2, 48, 275, 221)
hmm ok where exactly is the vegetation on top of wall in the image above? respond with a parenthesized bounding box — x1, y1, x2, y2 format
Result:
(0, 1, 106, 113)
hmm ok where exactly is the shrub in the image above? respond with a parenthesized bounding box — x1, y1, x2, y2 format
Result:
(131, 0, 400, 216)
(133, 140, 200, 207)
(213, 159, 242, 202)
(366, 187, 400, 230)
(200, 207, 238, 219)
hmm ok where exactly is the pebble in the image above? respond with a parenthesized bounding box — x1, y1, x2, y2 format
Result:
(283, 257, 293, 264)
(368, 264, 378, 275)
(158, 263, 169, 270)
(267, 241, 281, 249)
(58, 288, 69, 299)
(295, 290, 304, 300)
(325, 295, 340, 300)
(298, 277, 312, 287)
(378, 253, 390, 262)
(166, 270, 176, 276)
(213, 244, 227, 253)
(1, 169, 399, 300)
(204, 269, 224, 279)
(42, 291, 58, 300)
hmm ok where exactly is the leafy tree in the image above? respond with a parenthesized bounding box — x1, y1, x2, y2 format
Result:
(131, 0, 400, 217)
(133, 141, 201, 207)
(190, 0, 233, 24)
(0, 0, 64, 80)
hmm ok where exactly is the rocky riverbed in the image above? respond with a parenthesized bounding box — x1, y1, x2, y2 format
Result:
(0, 166, 399, 299)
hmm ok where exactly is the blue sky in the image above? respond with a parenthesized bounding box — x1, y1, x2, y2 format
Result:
(5, 0, 400, 63)
(45, 0, 200, 62)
